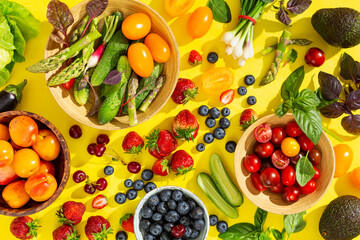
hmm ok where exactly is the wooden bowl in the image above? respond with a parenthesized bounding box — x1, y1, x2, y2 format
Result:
(0, 111, 70, 216)
(234, 114, 335, 215)
(44, 0, 180, 130)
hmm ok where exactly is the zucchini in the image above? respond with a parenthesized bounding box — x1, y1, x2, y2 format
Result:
(197, 173, 239, 219)
(210, 153, 244, 207)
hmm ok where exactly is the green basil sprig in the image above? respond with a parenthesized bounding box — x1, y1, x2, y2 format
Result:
(295, 152, 315, 186)
(207, 0, 232, 23)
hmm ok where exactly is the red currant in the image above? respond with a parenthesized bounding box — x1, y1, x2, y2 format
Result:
(87, 143, 97, 155)
(171, 225, 185, 238)
(94, 144, 106, 157)
(69, 125, 82, 139)
(96, 178, 108, 191)
(97, 134, 110, 145)
(127, 162, 141, 174)
(73, 170, 86, 183)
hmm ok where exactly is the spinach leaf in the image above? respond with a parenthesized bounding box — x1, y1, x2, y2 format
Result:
(318, 71, 342, 101)
(254, 208, 268, 231)
(340, 53, 360, 83)
(281, 66, 305, 101)
(7, 19, 25, 63)
(219, 222, 258, 239)
(293, 107, 322, 144)
(0, 16, 15, 51)
(341, 114, 360, 135)
(294, 89, 320, 108)
(275, 102, 291, 117)
(295, 154, 315, 187)
(286, 0, 312, 15)
(284, 211, 307, 236)
(207, 0, 232, 23)
(319, 102, 345, 118)
(345, 90, 360, 111)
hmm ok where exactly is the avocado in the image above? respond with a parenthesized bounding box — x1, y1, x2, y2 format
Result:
(319, 195, 360, 240)
(311, 8, 360, 48)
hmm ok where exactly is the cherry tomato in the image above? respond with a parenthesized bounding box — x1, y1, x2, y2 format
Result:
(128, 43, 154, 78)
(9, 116, 38, 148)
(312, 166, 321, 181)
(290, 151, 306, 167)
(187, 7, 213, 39)
(281, 165, 296, 186)
(271, 127, 286, 146)
(0, 124, 10, 141)
(282, 186, 300, 203)
(62, 78, 75, 90)
(299, 179, 317, 194)
(164, 0, 195, 17)
(308, 149, 321, 165)
(285, 121, 302, 137)
(260, 167, 280, 187)
(254, 142, 274, 158)
(270, 182, 284, 193)
(254, 124, 272, 143)
(0, 140, 14, 167)
(298, 133, 314, 151)
(251, 172, 267, 191)
(202, 67, 234, 95)
(305, 47, 325, 67)
(243, 154, 261, 173)
(281, 137, 300, 157)
(121, 13, 151, 40)
(259, 160, 273, 172)
(144, 33, 171, 63)
(334, 144, 353, 178)
(272, 150, 290, 170)
(351, 167, 360, 189)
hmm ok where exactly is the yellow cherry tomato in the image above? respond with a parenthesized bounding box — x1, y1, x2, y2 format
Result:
(187, 7, 213, 39)
(281, 137, 300, 157)
(128, 43, 154, 78)
(202, 67, 234, 95)
(122, 13, 151, 40)
(334, 144, 353, 178)
(351, 167, 360, 189)
(144, 33, 171, 63)
(164, 0, 195, 17)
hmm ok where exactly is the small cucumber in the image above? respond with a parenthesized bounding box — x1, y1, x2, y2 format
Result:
(73, 77, 90, 106)
(209, 153, 243, 207)
(197, 173, 239, 219)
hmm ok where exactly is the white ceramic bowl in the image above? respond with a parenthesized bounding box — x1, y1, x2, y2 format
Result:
(134, 186, 210, 239)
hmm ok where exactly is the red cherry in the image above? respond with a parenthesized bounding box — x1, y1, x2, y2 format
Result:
(97, 134, 110, 145)
(73, 170, 86, 183)
(69, 125, 82, 139)
(87, 143, 97, 155)
(96, 178, 108, 191)
(127, 162, 141, 174)
(84, 183, 96, 194)
(94, 144, 106, 157)
(171, 225, 186, 238)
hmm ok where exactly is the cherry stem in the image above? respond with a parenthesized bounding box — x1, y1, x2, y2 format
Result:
(106, 147, 127, 165)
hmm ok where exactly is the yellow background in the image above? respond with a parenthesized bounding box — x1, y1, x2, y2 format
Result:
(1, 0, 360, 239)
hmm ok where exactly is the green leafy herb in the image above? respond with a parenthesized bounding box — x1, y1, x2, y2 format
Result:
(0, 16, 14, 51)
(219, 222, 258, 239)
(280, 65, 305, 101)
(284, 211, 307, 237)
(340, 52, 359, 82)
(283, 49, 298, 67)
(7, 19, 25, 63)
(295, 153, 315, 187)
(254, 208, 268, 230)
(207, 0, 232, 23)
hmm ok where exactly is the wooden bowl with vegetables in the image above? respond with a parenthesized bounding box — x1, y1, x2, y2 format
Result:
(234, 114, 335, 215)
(40, 0, 179, 130)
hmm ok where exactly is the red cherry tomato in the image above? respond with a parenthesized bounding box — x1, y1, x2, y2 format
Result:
(298, 133, 314, 151)
(281, 165, 296, 186)
(254, 124, 272, 143)
(259, 160, 273, 173)
(260, 167, 280, 187)
(281, 186, 300, 203)
(271, 127, 286, 146)
(299, 179, 317, 194)
(271, 150, 290, 170)
(286, 121, 302, 137)
(308, 149, 321, 165)
(254, 142, 274, 158)
(243, 154, 261, 173)
(187, 7, 213, 39)
(305, 47, 325, 67)
(270, 182, 284, 193)
(312, 166, 321, 180)
(62, 78, 75, 90)
(251, 172, 267, 191)
(290, 151, 306, 167)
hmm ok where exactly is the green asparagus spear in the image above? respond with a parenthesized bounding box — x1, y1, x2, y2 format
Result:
(127, 73, 139, 126)
(70, 15, 90, 44)
(261, 39, 312, 56)
(139, 75, 165, 112)
(26, 30, 101, 73)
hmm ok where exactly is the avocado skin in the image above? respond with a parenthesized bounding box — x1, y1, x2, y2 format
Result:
(319, 195, 360, 240)
(311, 8, 360, 48)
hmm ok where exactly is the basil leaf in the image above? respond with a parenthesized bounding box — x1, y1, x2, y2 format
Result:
(207, 0, 232, 23)
(315, 88, 337, 110)
(103, 69, 122, 85)
(293, 107, 322, 144)
(271, 229, 284, 240)
(319, 102, 345, 118)
(259, 229, 271, 240)
(275, 102, 291, 118)
(218, 223, 258, 239)
(284, 211, 307, 235)
(345, 90, 360, 111)
(341, 114, 360, 135)
(276, 8, 291, 26)
(294, 89, 320, 108)
(340, 53, 360, 83)
(318, 71, 342, 101)
(295, 155, 315, 187)
(254, 208, 268, 231)
(286, 0, 312, 15)
(262, 0, 275, 3)
(281, 66, 305, 101)
(283, 49, 298, 67)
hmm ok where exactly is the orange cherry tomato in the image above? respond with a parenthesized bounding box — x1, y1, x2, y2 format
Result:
(351, 167, 360, 189)
(202, 67, 234, 95)
(164, 0, 195, 17)
(128, 43, 154, 78)
(12, 148, 40, 178)
(32, 129, 60, 161)
(281, 137, 300, 157)
(0, 140, 14, 167)
(122, 13, 151, 40)
(334, 144, 353, 178)
(36, 160, 56, 176)
(2, 180, 30, 208)
(187, 7, 213, 39)
(0, 124, 10, 141)
(144, 33, 171, 63)
(25, 172, 57, 202)
(9, 116, 38, 147)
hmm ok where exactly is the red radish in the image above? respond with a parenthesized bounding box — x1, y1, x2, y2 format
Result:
(62, 78, 75, 90)
(86, 44, 106, 70)
(220, 89, 235, 104)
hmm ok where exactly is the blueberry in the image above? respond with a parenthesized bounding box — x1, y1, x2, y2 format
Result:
(205, 117, 216, 128)
(225, 141, 237, 153)
(157, 202, 168, 214)
(115, 193, 126, 204)
(217, 221, 228, 233)
(172, 190, 183, 201)
(244, 75, 255, 85)
(142, 169, 154, 181)
(152, 212, 163, 222)
(144, 234, 155, 240)
(180, 216, 191, 226)
(141, 206, 153, 219)
(149, 195, 160, 206)
(160, 232, 171, 240)
(196, 143, 205, 152)
(209, 215, 219, 226)
(140, 219, 151, 230)
(164, 223, 174, 232)
(167, 199, 177, 210)
(144, 182, 157, 193)
(190, 230, 200, 239)
(116, 231, 128, 240)
(204, 133, 214, 143)
(104, 166, 114, 175)
(247, 96, 257, 105)
(207, 52, 218, 63)
(184, 226, 193, 238)
(165, 211, 180, 223)
(148, 204, 157, 212)
(198, 105, 209, 116)
(237, 86, 247, 96)
(160, 190, 172, 202)
(133, 179, 144, 191)
(221, 107, 230, 117)
(190, 207, 204, 220)
(192, 219, 205, 231)
(219, 118, 230, 129)
(124, 179, 133, 188)
(213, 127, 225, 140)
(177, 200, 191, 215)
(187, 199, 197, 210)
(126, 189, 137, 200)
(209, 107, 220, 119)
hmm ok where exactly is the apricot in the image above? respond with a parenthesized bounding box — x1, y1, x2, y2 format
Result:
(9, 116, 38, 147)
(0, 140, 14, 167)
(32, 129, 60, 161)
(0, 165, 19, 185)
(35, 160, 56, 176)
(25, 172, 57, 202)
(0, 124, 10, 141)
(2, 180, 30, 208)
(12, 148, 40, 178)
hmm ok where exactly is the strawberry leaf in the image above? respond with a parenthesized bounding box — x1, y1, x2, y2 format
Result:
(145, 129, 160, 152)
(182, 88, 198, 104)
(26, 219, 40, 238)
(240, 116, 257, 131)
(120, 213, 133, 225)
(175, 127, 197, 142)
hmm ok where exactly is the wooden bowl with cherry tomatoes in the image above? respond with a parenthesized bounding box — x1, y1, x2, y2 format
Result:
(234, 113, 335, 215)
(0, 111, 70, 216)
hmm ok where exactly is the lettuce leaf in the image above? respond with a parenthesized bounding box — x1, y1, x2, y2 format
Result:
(0, 16, 15, 50)
(0, 67, 11, 87)
(7, 19, 25, 62)
(0, 47, 13, 69)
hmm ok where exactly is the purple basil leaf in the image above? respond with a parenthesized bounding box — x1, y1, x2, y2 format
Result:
(340, 53, 360, 83)
(344, 84, 355, 96)
(346, 90, 360, 111)
(318, 71, 342, 101)
(319, 102, 345, 118)
(341, 114, 360, 135)
(286, 0, 312, 15)
(87, 95, 101, 117)
(103, 70, 122, 85)
(86, 0, 108, 18)
(276, 8, 292, 26)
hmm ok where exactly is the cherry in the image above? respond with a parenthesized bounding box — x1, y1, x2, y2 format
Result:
(94, 144, 106, 157)
(84, 183, 96, 194)
(96, 178, 108, 191)
(171, 225, 185, 238)
(69, 125, 82, 139)
(73, 170, 86, 183)
(127, 162, 141, 174)
(87, 143, 97, 155)
(97, 134, 110, 145)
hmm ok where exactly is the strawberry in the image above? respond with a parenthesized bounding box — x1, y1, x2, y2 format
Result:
(10, 216, 40, 240)
(188, 50, 202, 66)
(171, 78, 198, 105)
(172, 110, 199, 142)
(145, 129, 178, 158)
(171, 150, 194, 176)
(52, 225, 79, 240)
(220, 89, 235, 104)
(122, 131, 144, 156)
(85, 216, 112, 240)
(152, 158, 170, 176)
(120, 214, 134, 233)
(56, 201, 86, 226)
(92, 195, 108, 209)
(240, 109, 258, 130)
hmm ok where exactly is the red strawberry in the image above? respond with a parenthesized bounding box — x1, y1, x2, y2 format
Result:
(10, 216, 40, 240)
(152, 158, 170, 176)
(92, 195, 108, 209)
(171, 150, 194, 176)
(145, 129, 178, 158)
(171, 78, 198, 105)
(188, 50, 202, 66)
(220, 89, 235, 104)
(122, 131, 144, 156)
(57, 201, 86, 226)
(240, 109, 258, 130)
(85, 216, 112, 240)
(120, 214, 134, 233)
(172, 110, 199, 142)
(52, 225, 79, 240)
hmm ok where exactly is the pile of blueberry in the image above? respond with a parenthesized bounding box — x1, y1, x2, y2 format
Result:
(237, 75, 257, 106)
(139, 189, 207, 239)
(115, 169, 157, 204)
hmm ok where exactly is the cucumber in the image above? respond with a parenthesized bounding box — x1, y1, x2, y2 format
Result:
(73, 77, 90, 106)
(197, 173, 239, 219)
(209, 153, 244, 207)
